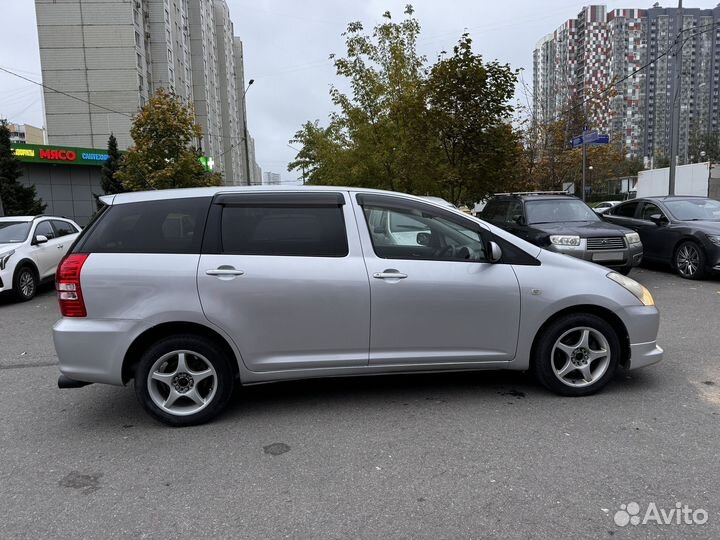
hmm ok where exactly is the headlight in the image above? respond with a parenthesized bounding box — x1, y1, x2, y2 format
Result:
(625, 232, 641, 245)
(607, 271, 655, 306)
(0, 250, 14, 270)
(549, 235, 581, 247)
(708, 235, 720, 247)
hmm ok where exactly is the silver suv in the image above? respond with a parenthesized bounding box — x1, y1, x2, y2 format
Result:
(54, 187, 663, 426)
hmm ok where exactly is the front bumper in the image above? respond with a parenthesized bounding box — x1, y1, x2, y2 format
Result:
(628, 341, 664, 369)
(547, 240, 643, 268)
(53, 317, 151, 386)
(0, 267, 11, 292)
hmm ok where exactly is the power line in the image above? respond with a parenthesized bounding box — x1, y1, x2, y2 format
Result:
(0, 65, 133, 119)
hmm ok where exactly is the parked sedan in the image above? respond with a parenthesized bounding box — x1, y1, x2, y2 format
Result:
(602, 196, 720, 279)
(593, 201, 621, 214)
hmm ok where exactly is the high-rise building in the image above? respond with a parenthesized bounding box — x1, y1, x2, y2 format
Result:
(533, 4, 720, 163)
(7, 123, 46, 145)
(263, 171, 281, 185)
(34, 0, 258, 184)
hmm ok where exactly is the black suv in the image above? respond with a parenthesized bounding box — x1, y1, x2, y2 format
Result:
(480, 192, 643, 275)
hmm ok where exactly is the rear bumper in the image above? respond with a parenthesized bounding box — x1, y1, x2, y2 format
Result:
(53, 317, 151, 386)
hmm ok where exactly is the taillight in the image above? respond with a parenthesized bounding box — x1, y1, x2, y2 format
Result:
(56, 253, 89, 317)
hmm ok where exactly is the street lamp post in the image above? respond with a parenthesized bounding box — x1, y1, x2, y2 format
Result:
(287, 144, 306, 185)
(242, 79, 254, 185)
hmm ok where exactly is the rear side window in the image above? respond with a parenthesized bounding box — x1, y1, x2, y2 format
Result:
(610, 201, 639, 218)
(481, 199, 510, 222)
(52, 220, 78, 237)
(220, 205, 348, 257)
(76, 198, 210, 254)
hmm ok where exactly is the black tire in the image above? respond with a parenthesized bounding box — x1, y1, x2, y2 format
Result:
(674, 240, 706, 280)
(13, 265, 38, 302)
(533, 313, 621, 397)
(133, 334, 235, 427)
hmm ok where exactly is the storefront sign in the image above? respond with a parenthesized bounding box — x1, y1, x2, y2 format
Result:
(10, 143, 112, 167)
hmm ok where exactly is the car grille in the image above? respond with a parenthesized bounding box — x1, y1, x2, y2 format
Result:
(586, 237, 626, 250)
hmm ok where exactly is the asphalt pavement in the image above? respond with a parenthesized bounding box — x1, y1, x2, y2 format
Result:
(0, 268, 718, 539)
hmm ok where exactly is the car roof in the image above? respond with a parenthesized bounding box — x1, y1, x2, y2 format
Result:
(640, 195, 710, 201)
(0, 215, 74, 222)
(492, 194, 577, 202)
(102, 185, 453, 207)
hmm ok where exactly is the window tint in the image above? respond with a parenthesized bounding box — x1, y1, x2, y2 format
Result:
(362, 202, 486, 262)
(525, 199, 598, 223)
(52, 220, 78, 238)
(611, 201, 639, 218)
(221, 205, 348, 257)
(640, 203, 664, 221)
(35, 221, 55, 240)
(77, 198, 209, 254)
(507, 200, 523, 223)
(481, 199, 510, 222)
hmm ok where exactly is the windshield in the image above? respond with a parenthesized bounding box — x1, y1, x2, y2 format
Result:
(525, 200, 599, 224)
(665, 199, 720, 221)
(0, 222, 31, 243)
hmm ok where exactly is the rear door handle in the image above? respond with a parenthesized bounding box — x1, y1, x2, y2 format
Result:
(206, 268, 244, 277)
(373, 271, 408, 280)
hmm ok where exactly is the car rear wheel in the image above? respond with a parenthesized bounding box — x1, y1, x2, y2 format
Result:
(674, 241, 706, 280)
(13, 266, 37, 302)
(533, 313, 620, 396)
(134, 335, 235, 427)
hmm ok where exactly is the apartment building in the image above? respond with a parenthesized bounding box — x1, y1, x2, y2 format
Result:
(34, 0, 257, 184)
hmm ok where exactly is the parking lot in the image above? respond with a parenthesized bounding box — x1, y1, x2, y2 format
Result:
(0, 268, 718, 539)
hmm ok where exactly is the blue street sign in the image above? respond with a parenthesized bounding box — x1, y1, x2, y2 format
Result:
(572, 136, 583, 149)
(589, 134, 610, 145)
(573, 133, 609, 148)
(583, 130, 599, 144)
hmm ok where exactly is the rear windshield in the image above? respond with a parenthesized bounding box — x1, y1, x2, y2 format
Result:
(0, 222, 31, 243)
(75, 198, 210, 254)
(525, 199, 598, 224)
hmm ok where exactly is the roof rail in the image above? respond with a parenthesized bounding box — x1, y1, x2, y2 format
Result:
(493, 190, 573, 196)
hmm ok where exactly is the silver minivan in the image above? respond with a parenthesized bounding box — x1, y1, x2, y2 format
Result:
(54, 187, 663, 426)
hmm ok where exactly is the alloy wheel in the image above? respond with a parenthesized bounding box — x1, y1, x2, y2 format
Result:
(18, 270, 35, 299)
(676, 244, 700, 278)
(551, 327, 611, 388)
(147, 350, 218, 416)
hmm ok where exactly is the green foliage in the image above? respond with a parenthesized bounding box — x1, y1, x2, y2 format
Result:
(100, 133, 125, 195)
(0, 119, 45, 216)
(116, 88, 222, 191)
(688, 130, 720, 164)
(289, 6, 523, 205)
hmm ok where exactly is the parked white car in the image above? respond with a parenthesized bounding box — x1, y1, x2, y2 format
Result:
(0, 216, 81, 301)
(593, 201, 621, 214)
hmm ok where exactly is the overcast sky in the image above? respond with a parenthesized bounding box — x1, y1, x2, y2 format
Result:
(1, 0, 718, 183)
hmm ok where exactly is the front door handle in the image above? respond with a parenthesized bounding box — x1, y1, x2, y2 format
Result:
(57, 244, 64, 249)
(206, 267, 244, 277)
(373, 270, 408, 280)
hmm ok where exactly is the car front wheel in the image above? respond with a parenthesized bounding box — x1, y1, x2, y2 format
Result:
(533, 313, 620, 396)
(13, 266, 37, 302)
(674, 241, 706, 280)
(134, 335, 235, 427)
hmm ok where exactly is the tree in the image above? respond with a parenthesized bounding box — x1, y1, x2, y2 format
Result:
(289, 6, 525, 204)
(0, 119, 45, 215)
(116, 88, 222, 191)
(100, 133, 125, 194)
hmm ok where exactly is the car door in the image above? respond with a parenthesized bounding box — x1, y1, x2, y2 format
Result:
(353, 193, 521, 366)
(197, 192, 370, 372)
(636, 202, 675, 260)
(603, 200, 642, 230)
(50, 220, 80, 270)
(31, 220, 61, 279)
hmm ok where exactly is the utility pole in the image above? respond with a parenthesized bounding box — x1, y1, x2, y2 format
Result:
(582, 142, 587, 202)
(242, 79, 254, 186)
(668, 0, 683, 196)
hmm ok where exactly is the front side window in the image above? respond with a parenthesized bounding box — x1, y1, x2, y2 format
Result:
(35, 221, 56, 240)
(640, 203, 665, 221)
(362, 200, 486, 262)
(76, 198, 209, 254)
(220, 205, 348, 257)
(0, 221, 30, 243)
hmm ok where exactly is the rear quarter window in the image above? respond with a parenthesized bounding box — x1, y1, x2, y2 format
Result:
(75, 198, 210, 254)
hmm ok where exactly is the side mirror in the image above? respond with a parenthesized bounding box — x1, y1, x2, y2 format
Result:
(650, 214, 667, 226)
(34, 234, 48, 245)
(488, 241, 503, 263)
(416, 232, 432, 247)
